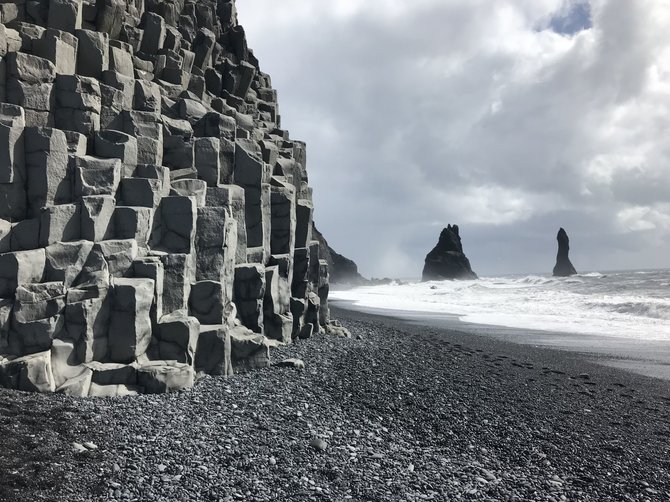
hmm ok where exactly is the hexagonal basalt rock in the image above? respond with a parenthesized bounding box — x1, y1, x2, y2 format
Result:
(0, 0, 335, 395)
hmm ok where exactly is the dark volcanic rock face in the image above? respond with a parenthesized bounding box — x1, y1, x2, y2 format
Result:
(422, 225, 477, 281)
(312, 224, 367, 285)
(553, 228, 577, 277)
(0, 0, 343, 395)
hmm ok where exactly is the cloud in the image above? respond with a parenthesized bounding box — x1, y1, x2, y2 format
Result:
(236, 0, 670, 277)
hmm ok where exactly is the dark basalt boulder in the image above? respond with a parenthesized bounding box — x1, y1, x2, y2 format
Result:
(552, 228, 577, 277)
(312, 224, 367, 285)
(422, 225, 477, 281)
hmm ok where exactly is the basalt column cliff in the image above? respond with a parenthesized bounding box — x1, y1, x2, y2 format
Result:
(0, 0, 344, 396)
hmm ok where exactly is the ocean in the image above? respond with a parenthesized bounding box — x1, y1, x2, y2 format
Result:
(330, 269, 670, 341)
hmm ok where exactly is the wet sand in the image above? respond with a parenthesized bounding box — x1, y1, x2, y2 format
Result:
(331, 299, 670, 382)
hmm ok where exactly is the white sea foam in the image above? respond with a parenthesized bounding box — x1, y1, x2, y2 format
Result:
(330, 270, 670, 341)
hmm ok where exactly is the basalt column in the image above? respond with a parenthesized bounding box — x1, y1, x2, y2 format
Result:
(0, 0, 339, 396)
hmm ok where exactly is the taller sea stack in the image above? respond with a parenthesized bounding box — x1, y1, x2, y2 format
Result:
(552, 228, 577, 277)
(422, 225, 477, 281)
(0, 0, 340, 396)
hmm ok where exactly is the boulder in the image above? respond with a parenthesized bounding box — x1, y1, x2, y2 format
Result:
(157, 311, 199, 364)
(136, 361, 194, 393)
(56, 368, 92, 397)
(0, 350, 55, 392)
(88, 382, 139, 397)
(51, 338, 87, 388)
(553, 227, 578, 277)
(85, 361, 136, 386)
(422, 225, 477, 281)
(230, 326, 270, 373)
(194, 324, 232, 376)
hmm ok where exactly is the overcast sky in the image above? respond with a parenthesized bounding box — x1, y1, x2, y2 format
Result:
(236, 0, 670, 278)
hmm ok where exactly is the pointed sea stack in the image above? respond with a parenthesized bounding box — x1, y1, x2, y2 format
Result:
(552, 228, 577, 277)
(422, 225, 477, 281)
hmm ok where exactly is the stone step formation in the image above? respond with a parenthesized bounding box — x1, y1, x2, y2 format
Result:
(0, 0, 346, 396)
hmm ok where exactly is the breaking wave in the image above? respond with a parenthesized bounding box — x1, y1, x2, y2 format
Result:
(331, 269, 670, 341)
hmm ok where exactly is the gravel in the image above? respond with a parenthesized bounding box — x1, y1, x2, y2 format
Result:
(2, 306, 670, 501)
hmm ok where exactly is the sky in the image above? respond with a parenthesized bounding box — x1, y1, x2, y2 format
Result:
(236, 0, 670, 278)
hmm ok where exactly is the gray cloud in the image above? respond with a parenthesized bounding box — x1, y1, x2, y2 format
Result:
(237, 0, 670, 277)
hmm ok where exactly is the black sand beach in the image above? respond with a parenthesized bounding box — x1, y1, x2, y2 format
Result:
(2, 306, 670, 501)
(332, 300, 670, 383)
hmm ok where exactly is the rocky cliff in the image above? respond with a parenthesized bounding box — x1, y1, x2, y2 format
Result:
(0, 0, 344, 396)
(552, 227, 577, 277)
(422, 225, 477, 281)
(312, 224, 366, 285)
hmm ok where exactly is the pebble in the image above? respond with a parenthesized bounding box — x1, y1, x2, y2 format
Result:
(309, 437, 328, 452)
(275, 358, 306, 370)
(3, 312, 669, 502)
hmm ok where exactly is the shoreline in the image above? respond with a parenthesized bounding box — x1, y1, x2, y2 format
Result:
(330, 298, 670, 383)
(1, 306, 670, 500)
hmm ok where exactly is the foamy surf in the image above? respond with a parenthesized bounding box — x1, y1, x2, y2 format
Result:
(330, 270, 670, 341)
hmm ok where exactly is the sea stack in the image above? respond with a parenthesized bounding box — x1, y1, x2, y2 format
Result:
(0, 0, 341, 396)
(422, 225, 477, 281)
(552, 228, 577, 277)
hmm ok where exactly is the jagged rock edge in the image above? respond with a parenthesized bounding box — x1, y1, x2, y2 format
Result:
(0, 0, 342, 396)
